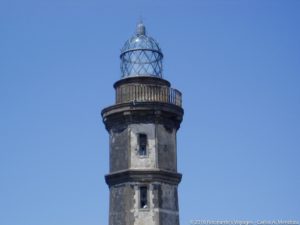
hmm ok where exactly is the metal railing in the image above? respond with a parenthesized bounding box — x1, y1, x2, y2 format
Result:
(116, 84, 182, 107)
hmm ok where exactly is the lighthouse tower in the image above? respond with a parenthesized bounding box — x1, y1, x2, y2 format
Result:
(101, 23, 184, 225)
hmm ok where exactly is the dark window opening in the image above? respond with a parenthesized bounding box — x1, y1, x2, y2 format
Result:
(140, 186, 148, 209)
(138, 134, 147, 156)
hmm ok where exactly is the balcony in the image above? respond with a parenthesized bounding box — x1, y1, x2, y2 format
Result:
(115, 84, 182, 107)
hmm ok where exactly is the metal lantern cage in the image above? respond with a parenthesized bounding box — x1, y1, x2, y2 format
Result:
(120, 23, 163, 78)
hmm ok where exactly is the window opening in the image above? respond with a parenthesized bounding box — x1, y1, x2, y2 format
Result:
(138, 134, 147, 156)
(140, 186, 148, 209)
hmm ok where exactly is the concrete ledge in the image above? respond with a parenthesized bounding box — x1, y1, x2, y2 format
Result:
(101, 102, 184, 132)
(114, 76, 171, 88)
(105, 169, 182, 187)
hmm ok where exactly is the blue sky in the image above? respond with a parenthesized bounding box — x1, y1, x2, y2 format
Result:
(0, 0, 299, 224)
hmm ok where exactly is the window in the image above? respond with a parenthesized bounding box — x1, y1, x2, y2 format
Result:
(140, 186, 148, 209)
(138, 134, 147, 156)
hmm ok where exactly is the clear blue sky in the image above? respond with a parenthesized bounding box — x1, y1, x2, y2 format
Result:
(1, 0, 299, 224)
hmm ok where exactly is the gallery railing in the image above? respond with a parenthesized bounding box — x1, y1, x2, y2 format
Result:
(115, 84, 182, 107)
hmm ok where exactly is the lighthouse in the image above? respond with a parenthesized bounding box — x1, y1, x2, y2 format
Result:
(101, 23, 184, 225)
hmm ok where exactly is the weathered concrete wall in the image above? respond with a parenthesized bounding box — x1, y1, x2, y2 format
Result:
(156, 124, 177, 172)
(127, 123, 177, 171)
(159, 210, 180, 225)
(109, 182, 179, 225)
(129, 124, 156, 169)
(109, 128, 129, 172)
(131, 184, 157, 225)
(109, 184, 135, 225)
(157, 183, 180, 225)
(159, 183, 179, 211)
(133, 183, 179, 225)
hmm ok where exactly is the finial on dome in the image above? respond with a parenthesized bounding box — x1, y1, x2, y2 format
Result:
(136, 22, 146, 36)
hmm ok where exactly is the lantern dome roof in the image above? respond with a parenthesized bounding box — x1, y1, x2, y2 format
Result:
(120, 23, 163, 78)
